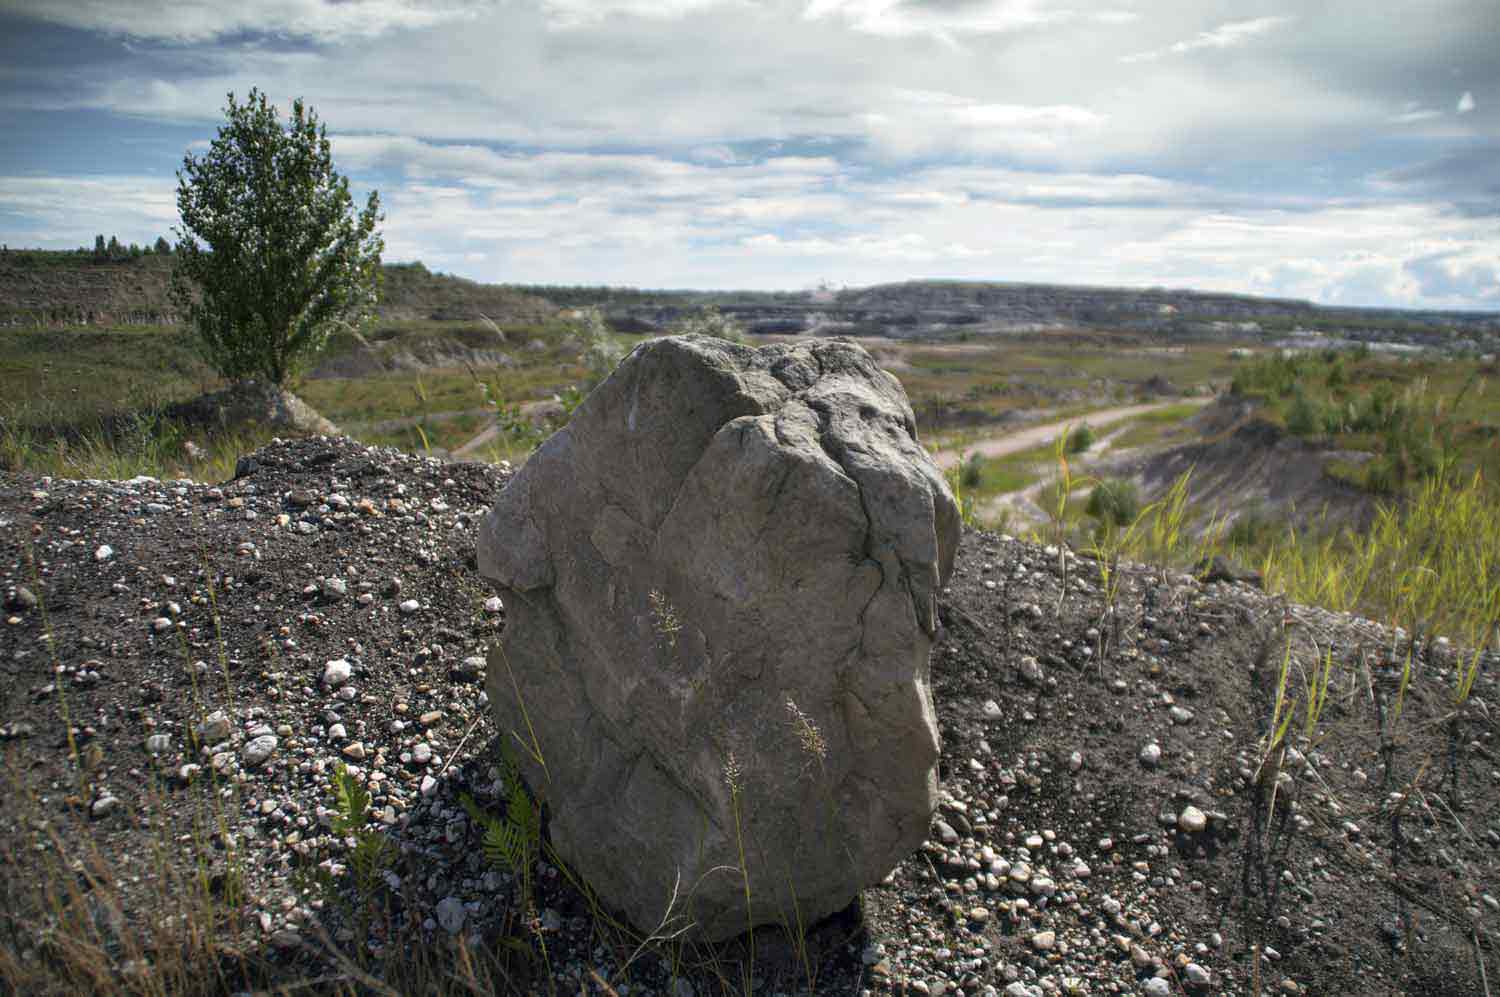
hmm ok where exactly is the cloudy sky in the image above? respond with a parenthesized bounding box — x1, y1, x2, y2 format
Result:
(1, 0, 1497, 308)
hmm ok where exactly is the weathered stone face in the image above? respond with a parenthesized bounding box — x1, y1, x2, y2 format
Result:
(476, 334, 959, 941)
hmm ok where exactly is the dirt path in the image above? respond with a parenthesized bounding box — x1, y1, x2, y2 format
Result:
(451, 399, 563, 458)
(929, 397, 1208, 470)
(976, 420, 1142, 527)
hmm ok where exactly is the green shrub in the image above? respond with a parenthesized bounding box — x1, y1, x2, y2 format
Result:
(670, 305, 747, 343)
(960, 453, 984, 489)
(1066, 423, 1094, 453)
(574, 306, 626, 387)
(1285, 390, 1325, 437)
(1086, 478, 1141, 529)
(1226, 504, 1280, 549)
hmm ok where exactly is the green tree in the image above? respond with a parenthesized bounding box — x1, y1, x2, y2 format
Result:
(153, 236, 172, 255)
(93, 234, 107, 259)
(172, 88, 383, 385)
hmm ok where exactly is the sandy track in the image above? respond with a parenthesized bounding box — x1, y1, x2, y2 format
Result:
(929, 398, 1209, 470)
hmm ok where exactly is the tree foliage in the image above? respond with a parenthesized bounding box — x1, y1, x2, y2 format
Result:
(172, 88, 383, 385)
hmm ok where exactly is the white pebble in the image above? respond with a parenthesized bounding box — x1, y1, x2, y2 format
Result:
(323, 659, 352, 688)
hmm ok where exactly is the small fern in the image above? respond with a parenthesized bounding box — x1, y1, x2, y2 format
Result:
(461, 748, 541, 905)
(329, 762, 371, 834)
(348, 829, 396, 899)
(327, 763, 394, 901)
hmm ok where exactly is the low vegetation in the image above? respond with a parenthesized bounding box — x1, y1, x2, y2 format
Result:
(1229, 347, 1499, 494)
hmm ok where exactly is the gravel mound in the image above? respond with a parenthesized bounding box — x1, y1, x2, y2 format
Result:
(2, 436, 1496, 995)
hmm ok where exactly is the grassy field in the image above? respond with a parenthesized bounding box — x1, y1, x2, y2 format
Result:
(899, 334, 1233, 433)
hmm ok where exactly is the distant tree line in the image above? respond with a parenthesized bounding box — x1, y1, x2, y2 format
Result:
(74, 234, 175, 261)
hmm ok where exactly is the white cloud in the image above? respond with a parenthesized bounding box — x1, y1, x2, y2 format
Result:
(0, 176, 178, 243)
(4, 1, 1500, 305)
(803, 0, 1074, 42)
(1391, 108, 1443, 124)
(6, 160, 1498, 306)
(862, 90, 1106, 159)
(539, 0, 742, 28)
(1458, 90, 1476, 113)
(1121, 15, 1296, 64)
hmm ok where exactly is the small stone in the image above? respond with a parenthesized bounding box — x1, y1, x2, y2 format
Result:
(420, 774, 438, 797)
(1184, 963, 1211, 986)
(271, 928, 302, 949)
(341, 742, 367, 761)
(6, 586, 38, 612)
(413, 742, 433, 765)
(419, 710, 443, 727)
(1031, 930, 1056, 951)
(323, 659, 352, 688)
(1019, 656, 1045, 684)
(322, 577, 348, 600)
(197, 710, 232, 743)
(242, 734, 279, 767)
(94, 544, 113, 562)
(1179, 806, 1208, 833)
(91, 795, 121, 818)
(145, 734, 172, 755)
(1144, 979, 1171, 997)
(328, 723, 347, 741)
(1170, 706, 1195, 725)
(1140, 742, 1162, 768)
(434, 896, 467, 934)
(934, 819, 959, 845)
(399, 599, 420, 614)
(983, 699, 1003, 719)
(152, 617, 173, 633)
(483, 596, 503, 614)
(968, 905, 991, 923)
(1068, 750, 1083, 772)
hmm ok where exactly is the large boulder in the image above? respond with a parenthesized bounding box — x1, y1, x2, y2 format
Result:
(476, 334, 960, 941)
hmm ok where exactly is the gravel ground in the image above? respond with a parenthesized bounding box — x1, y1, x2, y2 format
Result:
(2, 435, 1497, 995)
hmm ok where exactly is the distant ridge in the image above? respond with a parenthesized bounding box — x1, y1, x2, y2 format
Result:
(2, 247, 1495, 343)
(0, 250, 555, 329)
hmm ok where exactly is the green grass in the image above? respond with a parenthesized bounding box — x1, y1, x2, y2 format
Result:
(1243, 471, 1500, 653)
(0, 325, 218, 420)
(0, 317, 629, 473)
(0, 402, 280, 483)
(1106, 401, 1205, 449)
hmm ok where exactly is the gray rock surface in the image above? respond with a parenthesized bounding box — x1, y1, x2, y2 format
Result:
(477, 334, 959, 940)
